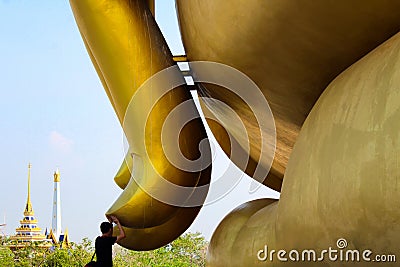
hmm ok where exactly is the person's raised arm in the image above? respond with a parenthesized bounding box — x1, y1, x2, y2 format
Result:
(109, 215, 126, 242)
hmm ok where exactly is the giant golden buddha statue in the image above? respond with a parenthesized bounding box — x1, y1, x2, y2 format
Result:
(69, 0, 400, 266)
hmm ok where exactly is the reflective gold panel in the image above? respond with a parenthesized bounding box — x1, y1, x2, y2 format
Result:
(69, 0, 212, 249)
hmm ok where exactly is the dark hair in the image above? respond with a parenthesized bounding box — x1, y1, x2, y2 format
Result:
(100, 221, 113, 234)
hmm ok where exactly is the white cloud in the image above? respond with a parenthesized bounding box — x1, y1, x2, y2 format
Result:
(49, 131, 74, 153)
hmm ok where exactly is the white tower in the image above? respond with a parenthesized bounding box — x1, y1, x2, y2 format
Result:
(52, 169, 62, 240)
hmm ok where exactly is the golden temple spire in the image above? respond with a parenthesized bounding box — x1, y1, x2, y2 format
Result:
(54, 168, 60, 182)
(24, 163, 34, 216)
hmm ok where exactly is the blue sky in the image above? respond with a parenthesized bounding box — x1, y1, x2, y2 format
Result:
(0, 0, 279, 243)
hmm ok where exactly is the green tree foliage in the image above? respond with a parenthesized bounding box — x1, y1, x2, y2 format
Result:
(0, 233, 208, 267)
(0, 246, 14, 266)
(114, 232, 208, 267)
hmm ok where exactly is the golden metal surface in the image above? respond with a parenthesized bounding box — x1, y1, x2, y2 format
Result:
(69, 0, 400, 264)
(174, 0, 400, 266)
(206, 27, 400, 267)
(147, 0, 154, 16)
(69, 0, 211, 249)
(172, 55, 188, 62)
(177, 0, 400, 191)
(207, 199, 278, 266)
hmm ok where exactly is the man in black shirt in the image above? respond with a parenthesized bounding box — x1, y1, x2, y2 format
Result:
(95, 215, 126, 267)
